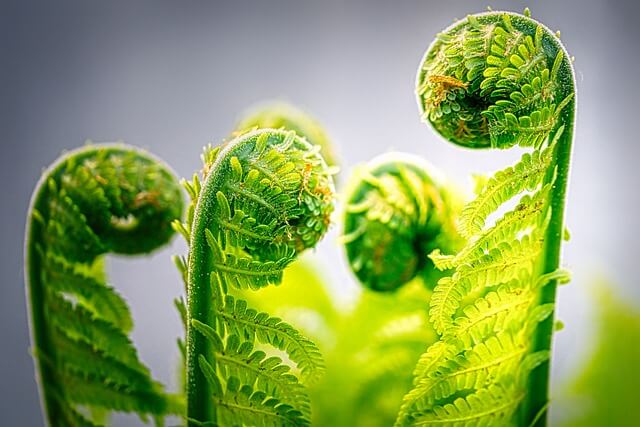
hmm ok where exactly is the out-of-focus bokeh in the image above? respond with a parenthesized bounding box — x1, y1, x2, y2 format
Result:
(2, 0, 639, 425)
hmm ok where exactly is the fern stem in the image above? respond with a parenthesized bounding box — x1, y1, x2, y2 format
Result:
(525, 90, 576, 426)
(25, 217, 58, 422)
(186, 170, 220, 424)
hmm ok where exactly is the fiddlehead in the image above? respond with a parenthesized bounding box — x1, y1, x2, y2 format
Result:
(234, 101, 340, 173)
(343, 153, 461, 292)
(396, 10, 575, 427)
(24, 144, 184, 426)
(174, 129, 334, 426)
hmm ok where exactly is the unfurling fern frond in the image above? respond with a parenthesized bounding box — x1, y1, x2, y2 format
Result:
(174, 129, 335, 426)
(343, 153, 462, 292)
(397, 9, 575, 427)
(25, 144, 184, 426)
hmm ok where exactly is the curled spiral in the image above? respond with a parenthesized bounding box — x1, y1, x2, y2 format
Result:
(30, 145, 183, 257)
(25, 144, 184, 425)
(342, 153, 460, 292)
(193, 128, 334, 258)
(185, 128, 335, 424)
(417, 11, 574, 149)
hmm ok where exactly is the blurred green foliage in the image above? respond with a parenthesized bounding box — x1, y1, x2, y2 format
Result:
(559, 284, 640, 427)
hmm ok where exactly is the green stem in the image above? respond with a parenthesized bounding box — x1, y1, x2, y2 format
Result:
(25, 209, 59, 423)
(524, 81, 576, 425)
(186, 163, 222, 425)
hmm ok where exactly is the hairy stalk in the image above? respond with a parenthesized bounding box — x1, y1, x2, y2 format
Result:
(393, 10, 575, 427)
(24, 144, 183, 426)
(176, 129, 334, 426)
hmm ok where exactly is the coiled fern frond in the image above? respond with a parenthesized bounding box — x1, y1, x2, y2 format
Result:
(24, 144, 184, 426)
(343, 153, 461, 292)
(395, 10, 575, 427)
(174, 129, 335, 426)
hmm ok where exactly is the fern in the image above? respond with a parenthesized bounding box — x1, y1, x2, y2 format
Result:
(395, 9, 576, 427)
(24, 144, 184, 426)
(343, 152, 462, 292)
(174, 129, 335, 426)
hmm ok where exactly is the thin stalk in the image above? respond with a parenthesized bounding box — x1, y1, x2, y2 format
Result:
(186, 178, 219, 425)
(25, 202, 59, 423)
(525, 94, 576, 425)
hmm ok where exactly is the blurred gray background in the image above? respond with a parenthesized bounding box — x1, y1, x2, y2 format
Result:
(2, 0, 638, 425)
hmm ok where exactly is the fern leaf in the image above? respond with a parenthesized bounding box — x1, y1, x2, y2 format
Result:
(448, 283, 533, 348)
(411, 384, 523, 426)
(216, 378, 309, 427)
(431, 185, 550, 270)
(395, 341, 459, 426)
(214, 253, 291, 291)
(486, 102, 568, 149)
(49, 328, 154, 392)
(218, 295, 325, 383)
(43, 183, 105, 263)
(219, 336, 311, 414)
(398, 332, 527, 422)
(428, 277, 466, 337)
(458, 145, 553, 238)
(42, 253, 133, 332)
(429, 234, 542, 334)
(55, 369, 170, 416)
(205, 228, 294, 290)
(411, 341, 458, 383)
(192, 320, 311, 418)
(44, 292, 149, 373)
